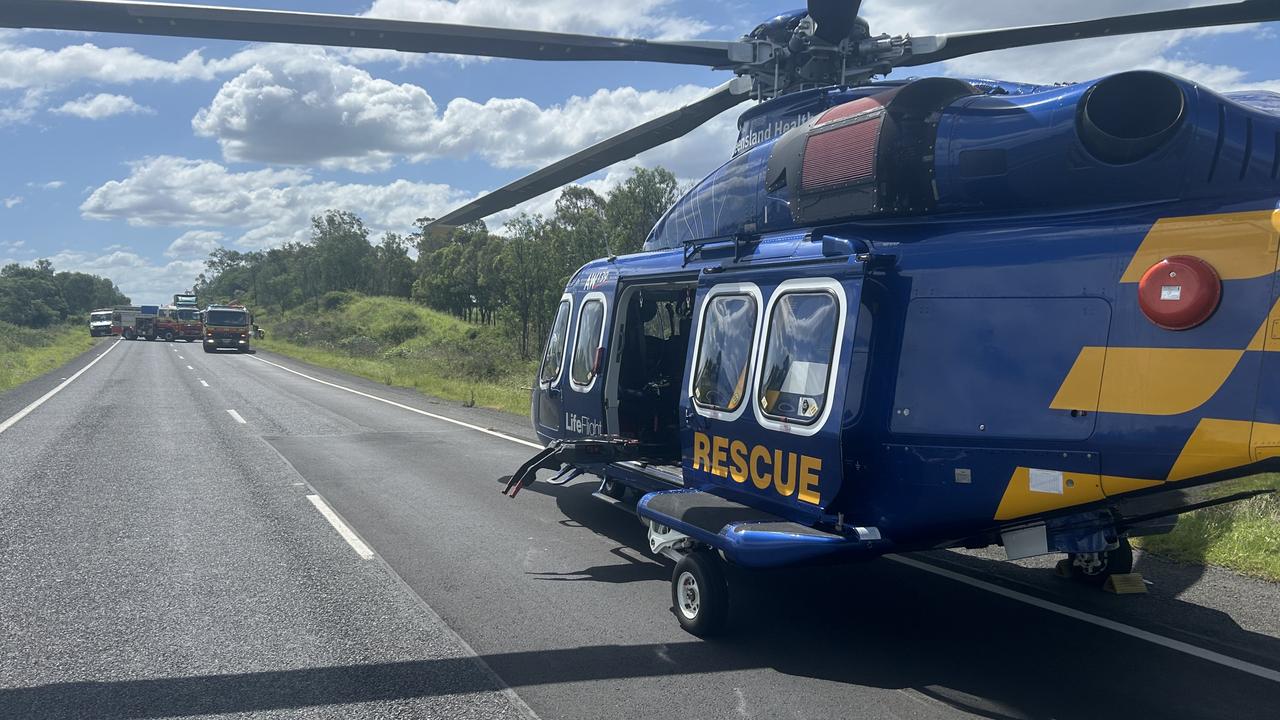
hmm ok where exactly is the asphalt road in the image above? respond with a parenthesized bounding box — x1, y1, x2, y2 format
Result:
(3, 338, 1280, 720)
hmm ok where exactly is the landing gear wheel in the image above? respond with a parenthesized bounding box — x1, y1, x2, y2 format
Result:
(1066, 537, 1134, 586)
(203, 345, 214, 353)
(163, 330, 174, 342)
(123, 329, 136, 341)
(671, 551, 728, 637)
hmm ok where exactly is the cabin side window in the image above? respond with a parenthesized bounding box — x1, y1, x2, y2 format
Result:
(571, 298, 606, 388)
(758, 291, 840, 424)
(540, 299, 572, 385)
(692, 294, 758, 413)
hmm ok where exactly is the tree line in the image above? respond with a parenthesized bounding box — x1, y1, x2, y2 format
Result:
(196, 167, 681, 357)
(1, 259, 130, 328)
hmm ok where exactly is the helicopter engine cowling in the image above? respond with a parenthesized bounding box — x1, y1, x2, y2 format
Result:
(931, 70, 1280, 212)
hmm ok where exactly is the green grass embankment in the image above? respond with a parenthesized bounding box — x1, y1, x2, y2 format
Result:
(0, 321, 98, 393)
(258, 294, 535, 415)
(1136, 474, 1280, 581)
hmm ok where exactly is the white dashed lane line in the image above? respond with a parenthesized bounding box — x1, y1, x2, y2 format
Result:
(199, 380, 209, 388)
(187, 365, 194, 370)
(226, 409, 247, 424)
(306, 495, 374, 560)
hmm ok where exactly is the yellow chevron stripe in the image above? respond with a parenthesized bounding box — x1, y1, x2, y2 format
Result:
(1051, 347, 1242, 416)
(1120, 210, 1280, 283)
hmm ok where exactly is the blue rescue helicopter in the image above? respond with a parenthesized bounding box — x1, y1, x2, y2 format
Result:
(12, 0, 1280, 636)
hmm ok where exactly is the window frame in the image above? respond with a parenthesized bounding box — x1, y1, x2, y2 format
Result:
(687, 282, 763, 423)
(538, 294, 574, 388)
(752, 278, 848, 437)
(569, 291, 608, 393)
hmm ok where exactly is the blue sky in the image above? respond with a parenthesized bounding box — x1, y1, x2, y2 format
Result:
(0, 0, 1277, 304)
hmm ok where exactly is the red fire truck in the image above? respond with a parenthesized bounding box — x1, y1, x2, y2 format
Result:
(202, 304, 253, 353)
(154, 305, 203, 342)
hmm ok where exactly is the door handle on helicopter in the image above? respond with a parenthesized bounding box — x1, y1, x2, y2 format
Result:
(683, 400, 707, 430)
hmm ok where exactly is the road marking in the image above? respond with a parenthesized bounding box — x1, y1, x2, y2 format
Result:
(226, 409, 247, 424)
(0, 340, 119, 436)
(251, 352, 1279, 687)
(178, 355, 184, 359)
(187, 365, 194, 370)
(306, 494, 374, 560)
(249, 355, 541, 449)
(199, 380, 209, 388)
(887, 554, 1280, 685)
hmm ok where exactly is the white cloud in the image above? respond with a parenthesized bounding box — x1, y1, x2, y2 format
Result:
(3, 196, 23, 209)
(53, 93, 153, 119)
(0, 88, 49, 126)
(191, 49, 734, 175)
(40, 248, 204, 305)
(81, 156, 470, 248)
(363, 0, 710, 39)
(28, 180, 64, 190)
(0, 43, 216, 90)
(165, 230, 225, 258)
(861, 0, 1279, 87)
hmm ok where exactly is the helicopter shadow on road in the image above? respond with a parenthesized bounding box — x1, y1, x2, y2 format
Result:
(516, 479, 1280, 719)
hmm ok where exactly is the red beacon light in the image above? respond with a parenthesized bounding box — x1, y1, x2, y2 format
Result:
(1137, 255, 1222, 330)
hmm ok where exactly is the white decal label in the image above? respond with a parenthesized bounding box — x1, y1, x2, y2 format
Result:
(1029, 468, 1064, 495)
(1161, 285, 1183, 301)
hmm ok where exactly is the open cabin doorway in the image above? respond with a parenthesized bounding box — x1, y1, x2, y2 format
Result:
(604, 280, 698, 461)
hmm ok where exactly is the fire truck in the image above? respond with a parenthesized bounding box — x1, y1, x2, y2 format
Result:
(152, 305, 203, 342)
(153, 295, 204, 342)
(202, 304, 253, 353)
(110, 305, 157, 340)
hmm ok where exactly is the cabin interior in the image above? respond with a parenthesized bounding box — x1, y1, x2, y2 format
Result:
(606, 281, 698, 460)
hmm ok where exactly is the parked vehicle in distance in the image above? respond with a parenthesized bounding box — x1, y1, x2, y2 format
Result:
(89, 309, 112, 337)
(110, 306, 139, 338)
(154, 305, 203, 342)
(202, 304, 253, 353)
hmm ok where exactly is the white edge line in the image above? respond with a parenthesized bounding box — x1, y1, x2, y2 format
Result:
(249, 354, 542, 449)
(306, 494, 375, 560)
(0, 339, 120, 436)
(887, 554, 1280, 684)
(226, 409, 247, 424)
(249, 352, 1279, 687)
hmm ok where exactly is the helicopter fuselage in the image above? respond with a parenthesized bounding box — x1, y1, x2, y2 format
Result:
(530, 69, 1280, 566)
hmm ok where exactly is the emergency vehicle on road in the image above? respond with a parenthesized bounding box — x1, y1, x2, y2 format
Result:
(202, 304, 253, 353)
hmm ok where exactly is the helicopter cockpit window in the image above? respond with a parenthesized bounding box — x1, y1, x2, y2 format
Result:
(759, 292, 839, 424)
(571, 298, 605, 388)
(692, 294, 758, 412)
(540, 300, 571, 385)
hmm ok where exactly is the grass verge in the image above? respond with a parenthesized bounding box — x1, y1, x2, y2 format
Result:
(1135, 474, 1280, 581)
(258, 294, 535, 415)
(0, 321, 98, 394)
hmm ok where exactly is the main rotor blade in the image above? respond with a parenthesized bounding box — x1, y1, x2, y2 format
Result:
(428, 78, 752, 231)
(0, 0, 733, 66)
(808, 0, 864, 43)
(899, 0, 1280, 67)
